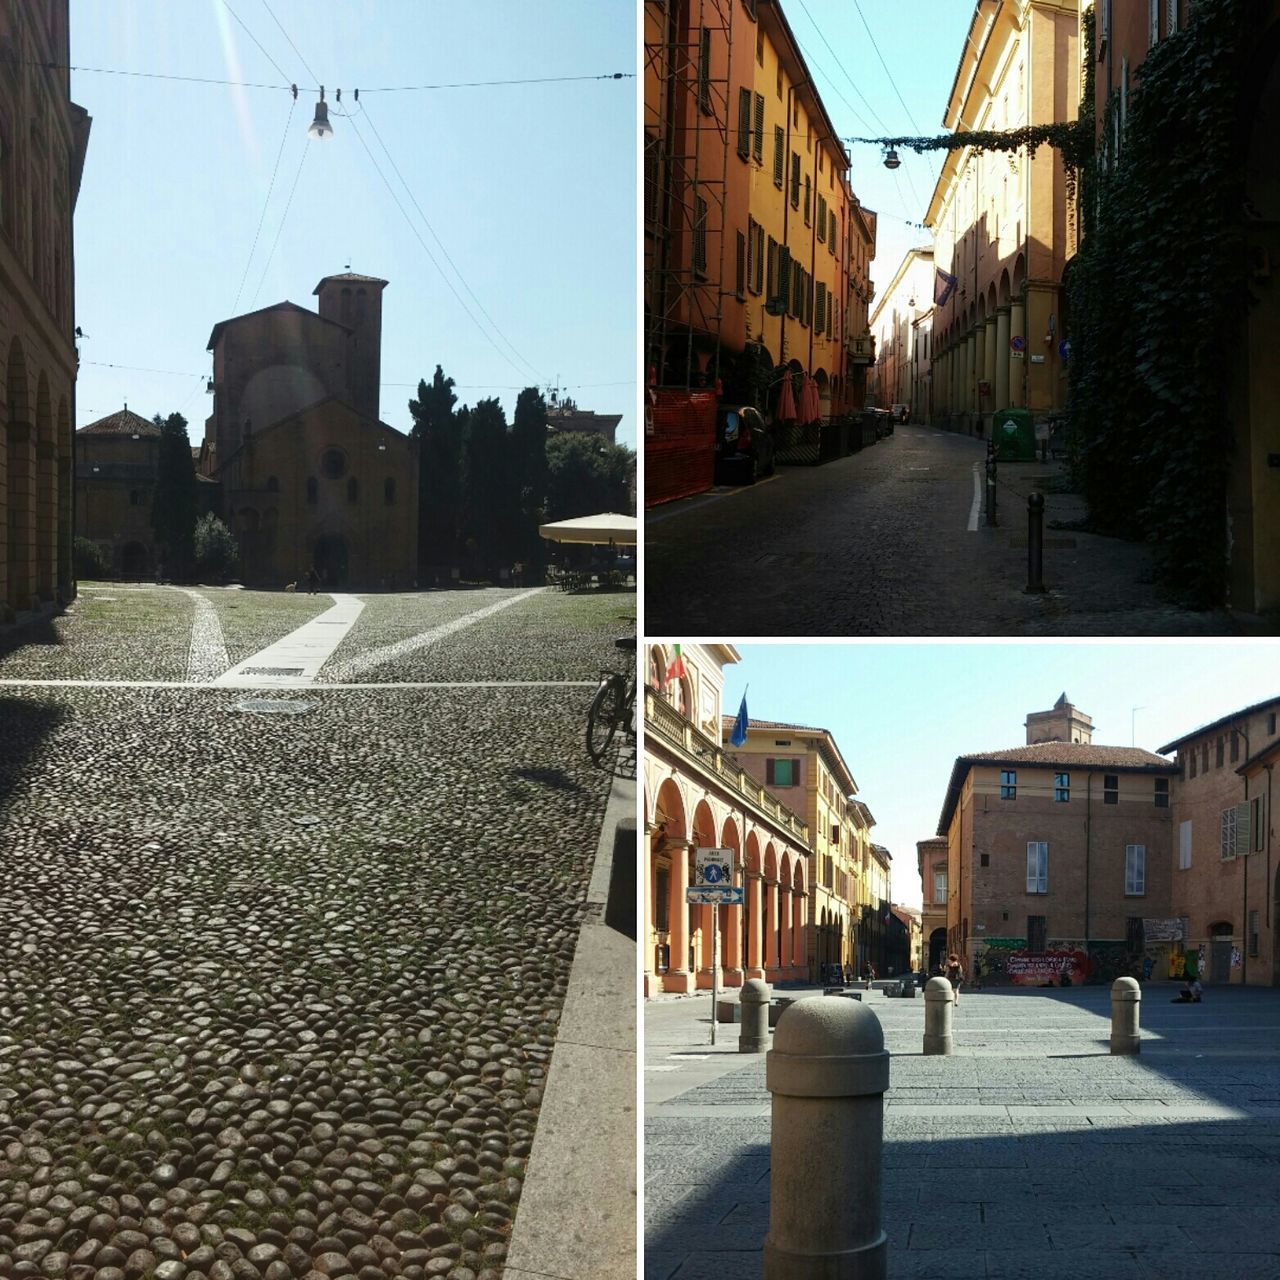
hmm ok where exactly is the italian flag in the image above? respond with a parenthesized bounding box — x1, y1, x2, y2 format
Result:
(666, 644, 687, 683)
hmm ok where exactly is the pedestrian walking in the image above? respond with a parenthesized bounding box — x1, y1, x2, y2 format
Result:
(973, 955, 983, 990)
(1142, 955, 1154, 983)
(944, 952, 965, 1006)
(306, 566, 319, 595)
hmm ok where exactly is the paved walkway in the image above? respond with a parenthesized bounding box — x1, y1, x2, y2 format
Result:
(212, 593, 365, 687)
(507, 776, 637, 1280)
(646, 983, 1280, 1278)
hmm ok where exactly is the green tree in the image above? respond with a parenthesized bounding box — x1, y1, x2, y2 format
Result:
(460, 397, 511, 576)
(545, 434, 635, 522)
(193, 513, 239, 582)
(408, 366, 463, 577)
(150, 412, 196, 579)
(511, 387, 550, 571)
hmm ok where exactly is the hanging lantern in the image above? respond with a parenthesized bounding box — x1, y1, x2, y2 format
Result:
(882, 147, 901, 170)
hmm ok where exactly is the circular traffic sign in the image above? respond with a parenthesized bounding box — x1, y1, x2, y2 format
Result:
(703, 862, 724, 884)
(1010, 335, 1026, 352)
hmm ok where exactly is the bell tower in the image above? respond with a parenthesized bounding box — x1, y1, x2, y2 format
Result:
(1025, 693, 1094, 745)
(314, 272, 388, 421)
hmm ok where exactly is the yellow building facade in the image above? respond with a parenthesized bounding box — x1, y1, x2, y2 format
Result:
(926, 0, 1079, 435)
(728, 718, 872, 979)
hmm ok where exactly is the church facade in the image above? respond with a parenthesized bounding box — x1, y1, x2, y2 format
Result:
(202, 273, 417, 588)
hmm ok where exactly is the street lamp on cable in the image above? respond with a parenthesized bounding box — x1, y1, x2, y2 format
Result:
(882, 147, 901, 170)
(308, 86, 333, 139)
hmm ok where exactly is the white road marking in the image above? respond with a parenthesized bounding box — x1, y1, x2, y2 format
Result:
(323, 587, 546, 680)
(212, 594, 365, 688)
(968, 461, 982, 532)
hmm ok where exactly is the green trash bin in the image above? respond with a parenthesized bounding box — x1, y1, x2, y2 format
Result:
(993, 408, 1036, 462)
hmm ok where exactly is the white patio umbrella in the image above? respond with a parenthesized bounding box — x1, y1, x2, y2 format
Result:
(538, 513, 638, 546)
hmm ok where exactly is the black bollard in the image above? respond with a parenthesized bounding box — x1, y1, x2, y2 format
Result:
(985, 442, 998, 527)
(1026, 491, 1046, 593)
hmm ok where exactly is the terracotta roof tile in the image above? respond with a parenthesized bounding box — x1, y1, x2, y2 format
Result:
(78, 409, 160, 437)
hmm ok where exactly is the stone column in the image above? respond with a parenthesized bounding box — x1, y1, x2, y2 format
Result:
(747, 873, 765, 979)
(36, 435, 56, 600)
(994, 307, 1011, 410)
(724, 892, 744, 988)
(983, 315, 998, 428)
(6, 422, 35, 612)
(695, 903, 715, 990)
(973, 324, 986, 419)
(666, 843, 693, 994)
(778, 886, 791, 979)
(792, 891, 805, 972)
(965, 333, 977, 416)
(1009, 298, 1027, 409)
(643, 827, 656, 997)
(766, 879, 780, 976)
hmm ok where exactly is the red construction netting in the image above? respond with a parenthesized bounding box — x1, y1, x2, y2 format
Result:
(644, 389, 716, 508)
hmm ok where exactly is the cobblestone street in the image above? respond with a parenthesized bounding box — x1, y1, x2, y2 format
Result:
(646, 983, 1280, 1279)
(0, 585, 636, 1280)
(646, 426, 1260, 637)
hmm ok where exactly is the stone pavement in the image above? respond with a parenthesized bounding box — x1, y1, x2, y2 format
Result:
(646, 983, 1280, 1278)
(645, 424, 1267, 636)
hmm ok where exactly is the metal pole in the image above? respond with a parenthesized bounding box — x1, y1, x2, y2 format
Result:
(710, 902, 719, 1046)
(1026, 491, 1045, 592)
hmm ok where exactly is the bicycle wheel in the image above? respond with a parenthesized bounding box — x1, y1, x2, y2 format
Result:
(586, 678, 624, 764)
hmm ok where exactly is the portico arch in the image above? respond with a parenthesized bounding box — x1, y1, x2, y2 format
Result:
(652, 777, 691, 992)
(721, 816, 744, 986)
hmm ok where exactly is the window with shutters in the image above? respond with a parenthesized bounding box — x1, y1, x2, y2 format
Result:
(773, 127, 784, 186)
(1221, 804, 1246, 860)
(790, 153, 800, 207)
(693, 195, 707, 275)
(767, 236, 778, 299)
(817, 194, 826, 242)
(753, 93, 764, 162)
(778, 245, 791, 307)
(1099, 0, 1111, 58)
(1028, 915, 1047, 952)
(698, 28, 712, 114)
(1027, 842, 1048, 894)
(815, 282, 825, 333)
(737, 88, 751, 158)
(1167, 0, 1179, 33)
(1179, 819, 1192, 869)
(827, 298, 833, 338)
(803, 175, 811, 225)
(1149, 0, 1159, 45)
(756, 27, 764, 63)
(767, 757, 799, 786)
(1125, 845, 1146, 896)
(735, 230, 746, 298)
(934, 868, 947, 905)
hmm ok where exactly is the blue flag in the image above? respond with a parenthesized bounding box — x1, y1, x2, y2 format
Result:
(730, 693, 749, 747)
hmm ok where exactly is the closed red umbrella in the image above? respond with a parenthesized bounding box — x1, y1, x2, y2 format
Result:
(801, 374, 821, 423)
(776, 374, 797, 423)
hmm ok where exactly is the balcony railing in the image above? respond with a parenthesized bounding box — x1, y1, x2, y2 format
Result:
(645, 688, 811, 844)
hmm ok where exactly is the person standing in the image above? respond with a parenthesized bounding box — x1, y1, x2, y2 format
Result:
(945, 952, 965, 1006)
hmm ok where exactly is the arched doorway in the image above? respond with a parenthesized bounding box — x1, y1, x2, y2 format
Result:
(120, 542, 148, 579)
(312, 533, 348, 586)
(650, 778, 689, 994)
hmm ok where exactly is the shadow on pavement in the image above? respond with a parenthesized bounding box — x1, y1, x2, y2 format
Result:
(0, 697, 68, 804)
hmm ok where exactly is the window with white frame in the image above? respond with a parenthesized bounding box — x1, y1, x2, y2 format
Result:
(1179, 819, 1192, 870)
(1220, 803, 1251, 860)
(1125, 844, 1146, 896)
(1026, 841, 1048, 894)
(934, 866, 947, 905)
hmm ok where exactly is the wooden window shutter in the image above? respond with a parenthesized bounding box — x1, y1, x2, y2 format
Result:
(773, 127, 784, 185)
(753, 93, 764, 162)
(737, 88, 751, 158)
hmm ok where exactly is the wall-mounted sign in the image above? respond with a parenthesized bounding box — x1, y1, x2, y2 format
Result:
(695, 847, 733, 887)
(1030, 355, 1046, 364)
(1010, 335, 1026, 352)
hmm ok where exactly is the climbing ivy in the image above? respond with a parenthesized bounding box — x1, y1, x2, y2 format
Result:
(1066, 0, 1250, 607)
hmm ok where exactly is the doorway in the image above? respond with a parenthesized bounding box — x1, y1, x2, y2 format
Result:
(312, 533, 349, 587)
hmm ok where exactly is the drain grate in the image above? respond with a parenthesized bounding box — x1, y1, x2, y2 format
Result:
(232, 698, 316, 715)
(241, 666, 304, 676)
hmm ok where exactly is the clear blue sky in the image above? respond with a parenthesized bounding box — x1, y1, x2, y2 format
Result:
(780, 0, 983, 296)
(721, 643, 1279, 909)
(70, 1, 635, 447)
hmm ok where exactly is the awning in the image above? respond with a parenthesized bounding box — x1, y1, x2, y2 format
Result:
(538, 513, 638, 545)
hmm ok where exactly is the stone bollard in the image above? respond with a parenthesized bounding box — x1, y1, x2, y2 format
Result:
(763, 998, 888, 1279)
(923, 977, 954, 1056)
(1110, 976, 1141, 1055)
(740, 978, 771, 1054)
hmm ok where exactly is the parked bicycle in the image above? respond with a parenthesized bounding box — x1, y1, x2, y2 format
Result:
(586, 635, 637, 765)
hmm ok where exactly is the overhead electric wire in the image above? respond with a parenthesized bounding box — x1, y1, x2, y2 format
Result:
(793, 0, 890, 135)
(248, 134, 311, 308)
(230, 97, 296, 316)
(260, 0, 322, 89)
(341, 109, 534, 381)
(7, 58, 631, 94)
(219, 0, 294, 85)
(357, 99, 541, 383)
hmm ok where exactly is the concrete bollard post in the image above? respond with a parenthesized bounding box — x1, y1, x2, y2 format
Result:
(923, 977, 954, 1056)
(740, 978, 771, 1054)
(764, 998, 888, 1279)
(1026, 492, 1046, 593)
(1110, 976, 1141, 1055)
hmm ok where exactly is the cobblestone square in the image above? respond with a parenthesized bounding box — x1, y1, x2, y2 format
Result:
(0, 585, 635, 1280)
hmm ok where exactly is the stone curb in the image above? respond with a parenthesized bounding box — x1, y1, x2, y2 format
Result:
(504, 771, 637, 1279)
